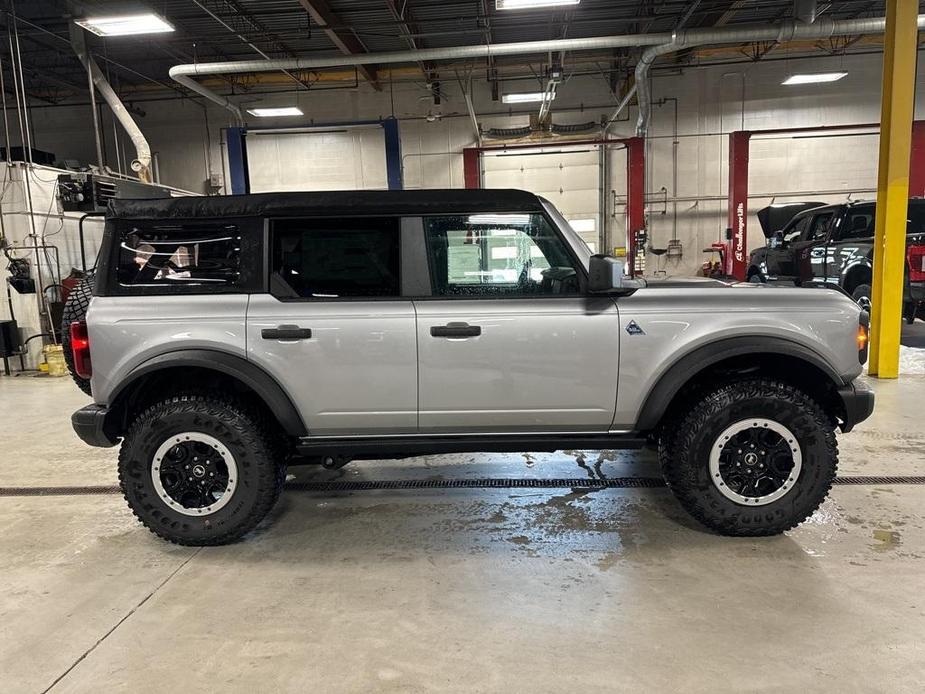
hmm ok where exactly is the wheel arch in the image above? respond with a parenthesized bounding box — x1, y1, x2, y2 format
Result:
(105, 349, 307, 437)
(635, 337, 847, 433)
(842, 263, 872, 294)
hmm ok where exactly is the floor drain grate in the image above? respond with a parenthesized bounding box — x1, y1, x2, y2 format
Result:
(2, 475, 925, 497)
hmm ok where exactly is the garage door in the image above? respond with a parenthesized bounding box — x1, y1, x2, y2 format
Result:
(482, 147, 600, 252)
(246, 127, 388, 192)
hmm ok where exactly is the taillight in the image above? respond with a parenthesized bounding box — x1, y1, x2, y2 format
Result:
(857, 311, 870, 365)
(70, 321, 92, 378)
(908, 244, 925, 282)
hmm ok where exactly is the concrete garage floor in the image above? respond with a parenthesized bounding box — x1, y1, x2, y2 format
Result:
(2, 333, 925, 692)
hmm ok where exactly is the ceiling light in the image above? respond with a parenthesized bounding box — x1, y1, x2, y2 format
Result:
(502, 92, 554, 104)
(75, 13, 175, 37)
(246, 107, 304, 117)
(782, 72, 847, 85)
(497, 0, 581, 9)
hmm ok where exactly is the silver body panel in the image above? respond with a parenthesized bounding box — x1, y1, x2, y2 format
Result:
(88, 295, 249, 405)
(609, 283, 863, 429)
(414, 297, 619, 432)
(246, 294, 417, 435)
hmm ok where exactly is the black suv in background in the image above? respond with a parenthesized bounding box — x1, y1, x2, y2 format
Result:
(747, 200, 925, 321)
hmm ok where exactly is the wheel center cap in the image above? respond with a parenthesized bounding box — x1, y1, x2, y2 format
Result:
(744, 452, 759, 466)
(192, 464, 206, 478)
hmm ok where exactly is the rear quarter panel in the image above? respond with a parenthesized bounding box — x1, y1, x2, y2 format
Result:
(87, 295, 249, 404)
(612, 284, 863, 430)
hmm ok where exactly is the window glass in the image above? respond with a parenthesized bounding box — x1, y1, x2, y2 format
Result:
(840, 205, 874, 241)
(117, 221, 241, 288)
(808, 212, 834, 241)
(424, 213, 580, 297)
(837, 204, 925, 241)
(783, 216, 810, 244)
(270, 218, 400, 299)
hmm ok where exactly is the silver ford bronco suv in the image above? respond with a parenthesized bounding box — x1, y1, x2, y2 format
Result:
(69, 189, 874, 545)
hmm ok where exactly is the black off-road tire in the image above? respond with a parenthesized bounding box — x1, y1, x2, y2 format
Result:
(118, 394, 285, 546)
(659, 378, 837, 537)
(61, 272, 94, 395)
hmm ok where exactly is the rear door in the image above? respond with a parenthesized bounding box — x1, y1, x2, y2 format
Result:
(246, 216, 418, 435)
(413, 212, 620, 433)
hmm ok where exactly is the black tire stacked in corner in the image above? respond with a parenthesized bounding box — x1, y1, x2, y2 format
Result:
(658, 378, 838, 536)
(118, 395, 286, 545)
(61, 272, 95, 396)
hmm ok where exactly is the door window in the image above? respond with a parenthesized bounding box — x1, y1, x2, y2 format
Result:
(423, 213, 580, 297)
(839, 206, 875, 241)
(783, 216, 810, 244)
(270, 218, 400, 299)
(806, 212, 834, 242)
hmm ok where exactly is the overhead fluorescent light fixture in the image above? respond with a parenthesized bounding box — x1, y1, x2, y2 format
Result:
(502, 92, 554, 104)
(497, 0, 581, 9)
(782, 72, 847, 85)
(75, 13, 175, 37)
(246, 107, 304, 118)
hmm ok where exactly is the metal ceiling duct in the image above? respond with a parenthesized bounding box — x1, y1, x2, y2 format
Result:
(70, 24, 153, 182)
(168, 15, 925, 130)
(634, 16, 925, 137)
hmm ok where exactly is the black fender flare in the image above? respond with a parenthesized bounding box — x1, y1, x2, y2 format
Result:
(108, 349, 307, 436)
(634, 336, 845, 432)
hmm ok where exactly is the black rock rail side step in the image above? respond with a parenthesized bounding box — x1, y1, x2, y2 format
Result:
(3, 475, 925, 497)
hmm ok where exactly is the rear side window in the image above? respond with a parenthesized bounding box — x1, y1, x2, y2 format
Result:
(116, 221, 241, 288)
(270, 218, 400, 299)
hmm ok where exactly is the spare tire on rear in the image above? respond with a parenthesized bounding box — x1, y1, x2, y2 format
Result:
(61, 272, 94, 395)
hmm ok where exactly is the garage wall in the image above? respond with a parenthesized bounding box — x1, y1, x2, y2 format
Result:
(16, 49, 925, 276)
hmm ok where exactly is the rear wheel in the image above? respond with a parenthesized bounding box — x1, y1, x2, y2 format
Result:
(118, 394, 285, 545)
(659, 378, 837, 536)
(61, 272, 94, 395)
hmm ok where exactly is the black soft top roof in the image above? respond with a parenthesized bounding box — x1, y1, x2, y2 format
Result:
(107, 189, 545, 220)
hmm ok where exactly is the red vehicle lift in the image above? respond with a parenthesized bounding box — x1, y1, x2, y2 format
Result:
(462, 137, 647, 275)
(724, 121, 925, 281)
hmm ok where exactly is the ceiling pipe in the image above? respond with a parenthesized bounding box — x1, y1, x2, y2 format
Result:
(795, 0, 818, 25)
(635, 15, 925, 137)
(169, 16, 924, 128)
(70, 24, 153, 182)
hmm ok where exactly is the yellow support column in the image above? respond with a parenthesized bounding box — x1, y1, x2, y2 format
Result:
(869, 0, 919, 378)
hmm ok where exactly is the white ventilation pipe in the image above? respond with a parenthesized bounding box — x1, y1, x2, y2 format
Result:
(635, 16, 925, 136)
(71, 25, 153, 182)
(168, 16, 924, 130)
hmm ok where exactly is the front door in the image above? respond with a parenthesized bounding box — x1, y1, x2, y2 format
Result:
(414, 212, 620, 433)
(790, 211, 835, 285)
(246, 216, 417, 435)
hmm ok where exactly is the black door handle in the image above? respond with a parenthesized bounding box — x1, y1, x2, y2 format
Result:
(430, 322, 481, 338)
(262, 325, 312, 340)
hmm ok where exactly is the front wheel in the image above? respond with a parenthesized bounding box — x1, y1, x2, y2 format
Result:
(118, 395, 285, 545)
(659, 378, 837, 536)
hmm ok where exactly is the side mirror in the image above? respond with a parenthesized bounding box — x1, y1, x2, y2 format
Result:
(769, 230, 784, 249)
(588, 254, 644, 295)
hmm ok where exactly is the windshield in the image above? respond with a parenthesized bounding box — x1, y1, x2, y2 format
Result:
(539, 198, 593, 270)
